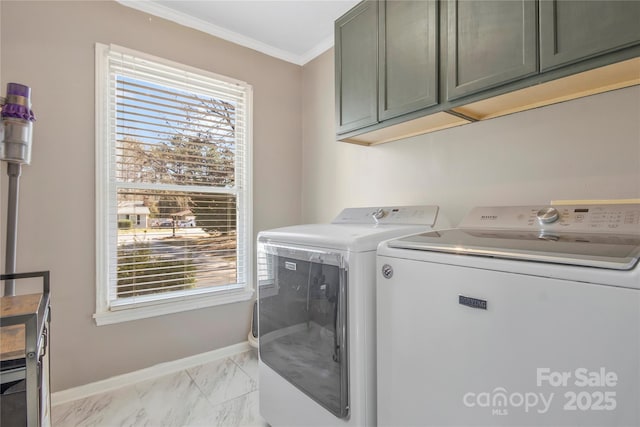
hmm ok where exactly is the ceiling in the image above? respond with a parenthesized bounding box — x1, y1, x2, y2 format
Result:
(117, 0, 360, 65)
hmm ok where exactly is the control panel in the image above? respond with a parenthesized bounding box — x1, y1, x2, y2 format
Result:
(460, 204, 640, 234)
(332, 205, 439, 226)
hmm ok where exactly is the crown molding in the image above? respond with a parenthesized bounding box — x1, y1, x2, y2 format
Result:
(299, 34, 335, 65)
(116, 0, 328, 66)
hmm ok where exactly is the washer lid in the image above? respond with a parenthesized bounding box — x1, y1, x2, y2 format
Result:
(259, 223, 433, 252)
(387, 229, 640, 270)
(258, 205, 442, 252)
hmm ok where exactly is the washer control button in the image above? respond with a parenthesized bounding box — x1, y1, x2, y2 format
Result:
(537, 207, 560, 224)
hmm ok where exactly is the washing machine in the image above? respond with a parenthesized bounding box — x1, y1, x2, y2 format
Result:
(257, 205, 449, 426)
(376, 204, 640, 427)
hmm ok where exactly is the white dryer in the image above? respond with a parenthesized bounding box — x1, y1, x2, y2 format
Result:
(377, 204, 640, 427)
(257, 206, 448, 426)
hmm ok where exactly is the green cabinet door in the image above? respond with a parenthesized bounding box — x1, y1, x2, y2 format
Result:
(379, 0, 439, 121)
(540, 0, 640, 71)
(446, 0, 538, 101)
(335, 0, 379, 134)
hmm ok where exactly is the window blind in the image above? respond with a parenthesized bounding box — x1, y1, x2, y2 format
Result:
(96, 44, 252, 312)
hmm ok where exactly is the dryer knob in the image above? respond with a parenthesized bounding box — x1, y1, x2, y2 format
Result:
(536, 207, 560, 224)
(372, 208, 387, 220)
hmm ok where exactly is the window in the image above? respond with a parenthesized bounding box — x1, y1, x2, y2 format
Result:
(95, 44, 253, 325)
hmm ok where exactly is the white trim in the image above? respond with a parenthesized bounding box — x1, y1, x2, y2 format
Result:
(51, 342, 252, 406)
(95, 42, 111, 317)
(93, 288, 254, 326)
(107, 42, 250, 87)
(114, 181, 237, 194)
(116, 0, 312, 65)
(298, 34, 335, 65)
(241, 86, 254, 291)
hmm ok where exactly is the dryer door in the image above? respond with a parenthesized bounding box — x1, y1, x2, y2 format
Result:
(257, 243, 349, 418)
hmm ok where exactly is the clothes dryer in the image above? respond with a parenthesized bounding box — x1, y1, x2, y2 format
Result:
(377, 204, 640, 426)
(257, 206, 448, 426)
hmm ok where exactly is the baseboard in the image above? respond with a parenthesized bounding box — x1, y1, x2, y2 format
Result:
(51, 341, 252, 407)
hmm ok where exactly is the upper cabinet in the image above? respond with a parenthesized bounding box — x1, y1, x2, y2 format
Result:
(446, 0, 537, 100)
(336, 0, 441, 133)
(336, 0, 640, 145)
(379, 0, 439, 120)
(540, 0, 640, 71)
(335, 0, 379, 134)
(337, 0, 469, 145)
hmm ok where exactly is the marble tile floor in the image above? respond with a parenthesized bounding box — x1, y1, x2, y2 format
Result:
(52, 349, 269, 427)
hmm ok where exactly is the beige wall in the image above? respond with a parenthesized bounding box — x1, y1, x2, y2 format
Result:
(1, 1, 302, 391)
(302, 49, 640, 226)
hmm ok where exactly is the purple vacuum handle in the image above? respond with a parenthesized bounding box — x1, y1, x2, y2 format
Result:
(2, 83, 36, 121)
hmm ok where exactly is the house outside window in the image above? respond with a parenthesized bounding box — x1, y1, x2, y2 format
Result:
(95, 43, 253, 325)
(117, 201, 149, 229)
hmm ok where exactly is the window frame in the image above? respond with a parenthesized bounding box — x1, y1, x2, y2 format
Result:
(94, 43, 254, 326)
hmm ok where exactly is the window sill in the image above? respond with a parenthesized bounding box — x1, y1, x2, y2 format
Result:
(93, 288, 254, 326)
